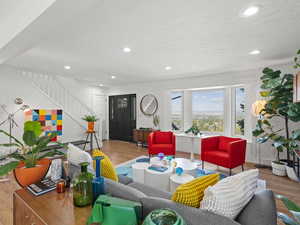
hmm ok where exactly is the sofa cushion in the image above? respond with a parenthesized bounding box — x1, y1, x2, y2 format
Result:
(200, 169, 259, 219)
(92, 150, 119, 182)
(128, 182, 172, 199)
(155, 132, 172, 144)
(104, 178, 146, 202)
(172, 174, 219, 208)
(236, 190, 277, 225)
(141, 197, 240, 225)
(67, 143, 93, 171)
(218, 136, 240, 152)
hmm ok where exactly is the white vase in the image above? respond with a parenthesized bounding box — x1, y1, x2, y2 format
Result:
(271, 161, 286, 176)
(285, 165, 299, 182)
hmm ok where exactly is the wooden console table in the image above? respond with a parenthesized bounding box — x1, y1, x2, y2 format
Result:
(133, 129, 155, 147)
(13, 189, 92, 225)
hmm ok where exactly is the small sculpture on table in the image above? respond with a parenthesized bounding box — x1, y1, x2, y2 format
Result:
(158, 153, 165, 160)
(175, 167, 184, 176)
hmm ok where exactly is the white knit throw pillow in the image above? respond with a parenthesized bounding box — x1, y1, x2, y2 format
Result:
(200, 169, 259, 219)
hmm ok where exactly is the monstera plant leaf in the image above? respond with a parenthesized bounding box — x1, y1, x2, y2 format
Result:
(23, 130, 37, 146)
(24, 121, 42, 137)
(0, 161, 19, 176)
(277, 195, 300, 225)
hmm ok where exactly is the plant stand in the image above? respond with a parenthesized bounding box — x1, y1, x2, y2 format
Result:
(83, 131, 101, 151)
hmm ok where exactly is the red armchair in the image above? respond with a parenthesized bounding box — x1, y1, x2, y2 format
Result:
(148, 131, 176, 156)
(201, 136, 247, 175)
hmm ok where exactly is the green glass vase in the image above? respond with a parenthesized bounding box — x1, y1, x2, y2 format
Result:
(72, 162, 94, 207)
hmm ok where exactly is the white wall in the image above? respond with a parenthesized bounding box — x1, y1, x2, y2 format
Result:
(0, 65, 106, 151)
(107, 63, 298, 165)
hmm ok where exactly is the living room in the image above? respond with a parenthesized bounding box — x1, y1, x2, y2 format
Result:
(0, 1, 300, 225)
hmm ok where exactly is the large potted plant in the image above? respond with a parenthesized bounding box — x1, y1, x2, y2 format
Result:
(0, 121, 64, 187)
(82, 115, 98, 132)
(253, 50, 300, 176)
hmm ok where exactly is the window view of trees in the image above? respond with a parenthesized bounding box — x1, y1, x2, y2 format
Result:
(235, 87, 245, 135)
(171, 91, 183, 130)
(192, 90, 224, 132)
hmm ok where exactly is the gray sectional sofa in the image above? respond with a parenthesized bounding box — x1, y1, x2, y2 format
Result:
(106, 175, 277, 225)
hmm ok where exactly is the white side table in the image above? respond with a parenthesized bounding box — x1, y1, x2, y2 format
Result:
(170, 174, 194, 193)
(132, 163, 149, 184)
(144, 167, 173, 192)
(173, 158, 199, 176)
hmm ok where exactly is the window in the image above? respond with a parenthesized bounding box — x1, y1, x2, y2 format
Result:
(171, 91, 183, 131)
(192, 89, 224, 132)
(234, 87, 245, 135)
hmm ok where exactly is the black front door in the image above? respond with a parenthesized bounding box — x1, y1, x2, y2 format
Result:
(109, 94, 136, 141)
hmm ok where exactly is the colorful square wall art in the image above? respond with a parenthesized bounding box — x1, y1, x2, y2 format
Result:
(25, 109, 63, 141)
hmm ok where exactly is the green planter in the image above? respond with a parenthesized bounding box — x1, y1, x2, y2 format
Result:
(142, 209, 186, 225)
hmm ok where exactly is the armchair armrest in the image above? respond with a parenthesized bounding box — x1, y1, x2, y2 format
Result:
(148, 132, 155, 147)
(228, 139, 247, 163)
(172, 133, 176, 152)
(201, 136, 220, 152)
(141, 197, 239, 225)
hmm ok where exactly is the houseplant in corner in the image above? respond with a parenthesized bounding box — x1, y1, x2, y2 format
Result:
(253, 50, 300, 177)
(0, 121, 64, 187)
(82, 115, 98, 132)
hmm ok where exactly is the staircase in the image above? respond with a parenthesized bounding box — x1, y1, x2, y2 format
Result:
(21, 70, 96, 130)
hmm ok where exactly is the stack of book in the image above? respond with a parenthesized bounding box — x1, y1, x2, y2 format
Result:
(27, 178, 56, 196)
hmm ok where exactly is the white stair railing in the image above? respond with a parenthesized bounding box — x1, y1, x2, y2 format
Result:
(21, 70, 96, 130)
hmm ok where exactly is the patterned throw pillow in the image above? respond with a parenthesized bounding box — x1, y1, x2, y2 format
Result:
(200, 169, 259, 219)
(171, 174, 219, 208)
(92, 150, 119, 182)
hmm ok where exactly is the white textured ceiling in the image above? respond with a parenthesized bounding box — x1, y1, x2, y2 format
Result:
(6, 0, 300, 85)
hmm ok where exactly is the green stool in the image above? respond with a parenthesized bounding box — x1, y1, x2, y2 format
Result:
(142, 208, 186, 225)
(87, 195, 142, 225)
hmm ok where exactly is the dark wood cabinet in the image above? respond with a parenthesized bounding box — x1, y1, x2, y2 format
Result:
(133, 129, 155, 147)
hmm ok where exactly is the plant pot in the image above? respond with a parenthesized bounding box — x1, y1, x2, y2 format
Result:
(285, 165, 299, 182)
(14, 158, 51, 187)
(87, 122, 95, 132)
(271, 161, 286, 176)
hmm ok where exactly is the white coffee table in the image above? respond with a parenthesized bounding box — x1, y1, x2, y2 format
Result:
(144, 166, 173, 192)
(173, 158, 199, 176)
(170, 173, 194, 193)
(132, 162, 149, 183)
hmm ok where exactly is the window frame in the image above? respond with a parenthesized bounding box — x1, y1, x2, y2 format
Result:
(231, 86, 246, 138)
(170, 91, 184, 132)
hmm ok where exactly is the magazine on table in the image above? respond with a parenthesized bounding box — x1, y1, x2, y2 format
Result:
(148, 164, 168, 172)
(27, 178, 57, 196)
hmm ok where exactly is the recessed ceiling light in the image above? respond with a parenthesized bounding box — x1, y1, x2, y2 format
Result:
(111, 75, 116, 79)
(99, 84, 104, 87)
(241, 6, 259, 17)
(165, 66, 172, 71)
(123, 47, 131, 53)
(249, 49, 260, 55)
(64, 65, 71, 70)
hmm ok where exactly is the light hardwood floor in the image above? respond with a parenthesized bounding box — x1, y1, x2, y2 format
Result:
(0, 140, 299, 225)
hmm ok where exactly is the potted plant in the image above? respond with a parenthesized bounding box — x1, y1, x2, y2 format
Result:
(82, 115, 98, 132)
(185, 124, 201, 136)
(253, 50, 300, 177)
(0, 121, 64, 187)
